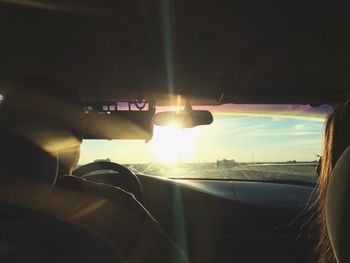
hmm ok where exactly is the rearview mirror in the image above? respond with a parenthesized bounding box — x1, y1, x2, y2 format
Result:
(154, 102, 213, 128)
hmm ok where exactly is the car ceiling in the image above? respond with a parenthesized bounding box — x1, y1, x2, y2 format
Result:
(0, 0, 349, 105)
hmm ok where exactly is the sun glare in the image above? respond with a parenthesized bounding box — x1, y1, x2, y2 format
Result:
(150, 123, 199, 163)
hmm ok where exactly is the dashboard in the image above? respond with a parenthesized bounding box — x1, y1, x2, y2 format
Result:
(137, 174, 317, 263)
(172, 179, 314, 209)
(81, 169, 317, 263)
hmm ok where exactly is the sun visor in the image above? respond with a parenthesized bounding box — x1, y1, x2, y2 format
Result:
(83, 100, 155, 141)
(217, 71, 349, 105)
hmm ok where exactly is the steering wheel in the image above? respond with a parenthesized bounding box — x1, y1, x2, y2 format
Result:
(73, 161, 144, 204)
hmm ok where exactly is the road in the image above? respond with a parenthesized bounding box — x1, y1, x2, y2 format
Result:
(127, 163, 318, 183)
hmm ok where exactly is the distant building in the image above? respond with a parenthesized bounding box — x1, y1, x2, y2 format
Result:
(216, 159, 238, 168)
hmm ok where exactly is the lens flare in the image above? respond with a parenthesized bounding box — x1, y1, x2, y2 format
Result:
(150, 123, 198, 163)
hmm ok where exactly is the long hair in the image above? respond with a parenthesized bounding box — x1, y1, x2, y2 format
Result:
(316, 100, 350, 263)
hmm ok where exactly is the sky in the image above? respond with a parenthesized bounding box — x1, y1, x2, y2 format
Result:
(79, 104, 330, 164)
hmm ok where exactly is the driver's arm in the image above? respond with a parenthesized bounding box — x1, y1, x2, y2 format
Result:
(46, 175, 189, 263)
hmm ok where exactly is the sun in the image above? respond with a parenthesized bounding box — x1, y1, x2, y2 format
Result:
(150, 124, 199, 163)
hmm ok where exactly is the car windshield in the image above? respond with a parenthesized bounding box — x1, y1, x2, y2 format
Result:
(79, 104, 331, 183)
